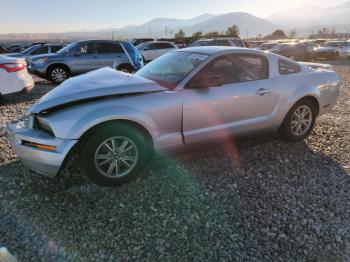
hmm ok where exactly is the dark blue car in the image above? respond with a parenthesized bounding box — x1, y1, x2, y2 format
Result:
(28, 40, 144, 83)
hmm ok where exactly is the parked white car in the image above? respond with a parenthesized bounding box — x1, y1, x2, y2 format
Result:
(313, 41, 350, 60)
(137, 41, 178, 62)
(0, 55, 34, 96)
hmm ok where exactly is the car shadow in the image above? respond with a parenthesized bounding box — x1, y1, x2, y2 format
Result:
(0, 82, 55, 105)
(0, 137, 349, 260)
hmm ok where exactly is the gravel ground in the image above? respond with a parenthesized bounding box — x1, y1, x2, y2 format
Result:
(0, 64, 349, 261)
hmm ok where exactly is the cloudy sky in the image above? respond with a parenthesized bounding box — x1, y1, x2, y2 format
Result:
(0, 0, 347, 33)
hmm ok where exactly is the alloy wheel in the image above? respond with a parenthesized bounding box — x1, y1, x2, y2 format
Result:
(51, 68, 67, 83)
(94, 136, 139, 178)
(291, 105, 313, 136)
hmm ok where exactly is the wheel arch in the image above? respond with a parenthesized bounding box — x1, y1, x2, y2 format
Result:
(78, 119, 155, 150)
(279, 95, 320, 130)
(297, 95, 320, 116)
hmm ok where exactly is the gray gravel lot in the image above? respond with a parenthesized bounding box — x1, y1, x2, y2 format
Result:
(0, 63, 349, 261)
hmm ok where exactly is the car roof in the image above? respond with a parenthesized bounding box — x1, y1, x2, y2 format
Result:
(176, 46, 261, 55)
(73, 39, 124, 45)
(144, 41, 174, 44)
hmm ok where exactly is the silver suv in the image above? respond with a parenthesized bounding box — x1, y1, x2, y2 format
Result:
(28, 40, 143, 83)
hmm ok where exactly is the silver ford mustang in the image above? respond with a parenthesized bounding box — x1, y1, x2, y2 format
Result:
(7, 47, 341, 186)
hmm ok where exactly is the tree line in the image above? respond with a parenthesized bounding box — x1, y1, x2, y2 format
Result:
(173, 25, 340, 39)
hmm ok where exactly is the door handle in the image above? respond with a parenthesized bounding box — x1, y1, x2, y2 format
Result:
(256, 88, 272, 96)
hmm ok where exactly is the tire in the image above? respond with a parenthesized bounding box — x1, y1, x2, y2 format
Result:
(117, 64, 134, 73)
(48, 65, 69, 84)
(280, 99, 317, 142)
(80, 122, 153, 187)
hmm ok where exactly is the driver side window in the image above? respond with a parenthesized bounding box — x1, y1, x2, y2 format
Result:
(77, 43, 98, 55)
(188, 54, 268, 88)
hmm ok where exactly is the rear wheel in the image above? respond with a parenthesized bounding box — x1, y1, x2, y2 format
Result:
(48, 65, 69, 84)
(280, 99, 317, 142)
(80, 123, 153, 187)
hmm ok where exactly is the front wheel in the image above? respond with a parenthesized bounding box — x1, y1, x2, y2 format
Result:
(80, 123, 153, 187)
(280, 99, 317, 142)
(48, 66, 69, 84)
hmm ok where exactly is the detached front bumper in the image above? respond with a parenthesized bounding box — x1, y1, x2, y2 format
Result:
(7, 123, 77, 177)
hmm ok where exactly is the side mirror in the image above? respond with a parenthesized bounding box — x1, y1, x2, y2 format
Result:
(73, 48, 82, 56)
(144, 46, 151, 51)
(191, 74, 224, 89)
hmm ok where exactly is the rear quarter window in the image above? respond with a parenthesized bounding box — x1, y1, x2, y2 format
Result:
(51, 46, 63, 53)
(278, 59, 301, 75)
(31, 46, 49, 55)
(98, 43, 124, 54)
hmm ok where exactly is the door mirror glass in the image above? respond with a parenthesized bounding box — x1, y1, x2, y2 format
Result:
(73, 45, 88, 56)
(73, 48, 82, 56)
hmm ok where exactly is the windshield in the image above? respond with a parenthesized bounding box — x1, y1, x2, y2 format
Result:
(20, 45, 40, 54)
(56, 42, 80, 54)
(136, 51, 209, 89)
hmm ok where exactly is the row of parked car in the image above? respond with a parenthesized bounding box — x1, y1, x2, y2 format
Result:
(0, 37, 349, 98)
(255, 40, 350, 61)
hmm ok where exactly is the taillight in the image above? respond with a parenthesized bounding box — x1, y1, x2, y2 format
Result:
(0, 63, 26, 73)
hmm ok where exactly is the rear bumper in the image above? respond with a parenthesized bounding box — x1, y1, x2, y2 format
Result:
(7, 123, 77, 177)
(318, 81, 341, 116)
(28, 67, 47, 78)
(0, 71, 34, 95)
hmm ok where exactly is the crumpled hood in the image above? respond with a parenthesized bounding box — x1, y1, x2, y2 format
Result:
(314, 47, 338, 52)
(29, 67, 167, 113)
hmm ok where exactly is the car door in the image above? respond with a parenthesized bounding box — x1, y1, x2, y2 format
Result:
(182, 54, 280, 144)
(96, 42, 125, 68)
(69, 43, 100, 73)
(142, 43, 159, 61)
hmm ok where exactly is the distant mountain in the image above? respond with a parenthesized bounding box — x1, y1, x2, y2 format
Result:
(115, 12, 275, 38)
(182, 12, 276, 37)
(116, 14, 216, 38)
(267, 1, 350, 29)
(1, 1, 350, 41)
